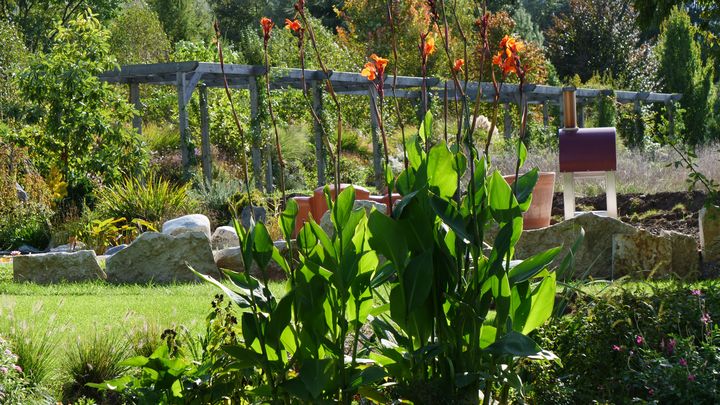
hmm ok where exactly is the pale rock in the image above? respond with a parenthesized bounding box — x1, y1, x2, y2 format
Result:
(13, 250, 106, 283)
(660, 230, 699, 278)
(699, 205, 720, 263)
(211, 226, 239, 249)
(50, 241, 87, 253)
(162, 214, 211, 239)
(509, 212, 638, 279)
(106, 232, 218, 284)
(612, 231, 673, 278)
(214, 240, 289, 280)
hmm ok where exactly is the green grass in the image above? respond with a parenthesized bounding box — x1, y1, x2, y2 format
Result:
(0, 261, 285, 398)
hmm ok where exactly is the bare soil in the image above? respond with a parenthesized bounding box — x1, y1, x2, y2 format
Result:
(550, 190, 708, 242)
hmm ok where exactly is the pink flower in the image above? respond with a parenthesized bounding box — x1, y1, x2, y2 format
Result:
(691, 289, 702, 296)
(701, 313, 712, 325)
(667, 338, 677, 354)
(688, 374, 696, 382)
(612, 344, 622, 352)
(12, 364, 21, 373)
(679, 358, 687, 366)
(635, 335, 645, 345)
(0, 366, 7, 374)
(648, 388, 654, 396)
(9, 251, 20, 256)
(3, 349, 11, 356)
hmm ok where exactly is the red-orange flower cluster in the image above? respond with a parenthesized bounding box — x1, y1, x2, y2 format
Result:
(361, 54, 389, 82)
(260, 17, 274, 40)
(492, 35, 525, 76)
(453, 58, 464, 72)
(284, 18, 302, 33)
(423, 34, 436, 57)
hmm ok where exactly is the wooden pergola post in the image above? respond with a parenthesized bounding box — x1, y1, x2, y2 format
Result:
(542, 101, 549, 129)
(248, 76, 264, 191)
(129, 82, 142, 136)
(199, 84, 212, 185)
(666, 100, 675, 137)
(577, 103, 585, 128)
(369, 85, 383, 189)
(176, 72, 192, 178)
(311, 80, 326, 186)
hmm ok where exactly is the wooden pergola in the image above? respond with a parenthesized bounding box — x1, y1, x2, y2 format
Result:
(99, 61, 682, 188)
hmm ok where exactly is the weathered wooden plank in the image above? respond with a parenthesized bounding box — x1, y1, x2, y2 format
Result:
(129, 83, 142, 136)
(176, 72, 192, 178)
(311, 81, 326, 186)
(199, 85, 212, 186)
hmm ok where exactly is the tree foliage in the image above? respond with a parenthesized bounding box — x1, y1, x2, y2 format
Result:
(545, 0, 642, 83)
(147, 0, 213, 43)
(19, 10, 146, 203)
(109, 1, 170, 64)
(0, 20, 28, 120)
(0, 0, 118, 51)
(656, 6, 716, 144)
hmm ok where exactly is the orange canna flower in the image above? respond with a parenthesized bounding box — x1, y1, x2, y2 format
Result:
(260, 17, 274, 39)
(423, 34, 436, 57)
(492, 52, 503, 67)
(284, 18, 302, 33)
(453, 58, 465, 72)
(371, 54, 389, 74)
(361, 62, 377, 81)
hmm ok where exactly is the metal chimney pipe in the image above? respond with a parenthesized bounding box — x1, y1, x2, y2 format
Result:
(563, 88, 577, 129)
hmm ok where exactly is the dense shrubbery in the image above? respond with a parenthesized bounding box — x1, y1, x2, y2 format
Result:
(0, 336, 33, 404)
(528, 282, 720, 403)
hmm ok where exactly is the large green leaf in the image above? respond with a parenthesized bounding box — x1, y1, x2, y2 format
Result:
(279, 198, 298, 241)
(330, 185, 355, 234)
(300, 358, 334, 399)
(520, 272, 556, 334)
(513, 168, 539, 212)
(488, 170, 521, 224)
(485, 330, 543, 357)
(188, 266, 251, 308)
(266, 291, 294, 344)
(367, 210, 408, 268)
(427, 143, 458, 199)
(508, 246, 561, 285)
(403, 251, 434, 312)
(252, 223, 274, 271)
(418, 111, 433, 144)
(430, 193, 473, 244)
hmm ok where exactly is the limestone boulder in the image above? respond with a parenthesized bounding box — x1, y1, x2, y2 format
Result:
(510, 213, 638, 279)
(319, 200, 387, 237)
(13, 250, 106, 284)
(162, 214, 211, 239)
(50, 241, 87, 253)
(612, 231, 673, 278)
(240, 206, 267, 230)
(699, 205, 720, 263)
(211, 226, 239, 250)
(661, 230, 699, 278)
(104, 244, 128, 256)
(105, 232, 218, 284)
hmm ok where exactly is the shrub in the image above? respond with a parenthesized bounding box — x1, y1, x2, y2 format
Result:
(62, 332, 129, 404)
(528, 281, 720, 403)
(94, 173, 197, 226)
(188, 173, 243, 228)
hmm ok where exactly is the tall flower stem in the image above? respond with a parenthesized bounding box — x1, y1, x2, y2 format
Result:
(262, 34, 287, 205)
(297, 5, 343, 197)
(386, 0, 408, 177)
(213, 21, 253, 216)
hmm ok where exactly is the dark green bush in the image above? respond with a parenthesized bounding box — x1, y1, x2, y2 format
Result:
(527, 282, 720, 403)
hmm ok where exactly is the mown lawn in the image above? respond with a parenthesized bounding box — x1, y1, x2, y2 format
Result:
(0, 261, 285, 397)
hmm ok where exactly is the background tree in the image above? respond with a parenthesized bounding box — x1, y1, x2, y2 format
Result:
(0, 0, 119, 51)
(545, 0, 641, 84)
(0, 20, 28, 121)
(109, 1, 171, 64)
(147, 0, 213, 43)
(655, 6, 716, 145)
(19, 10, 146, 205)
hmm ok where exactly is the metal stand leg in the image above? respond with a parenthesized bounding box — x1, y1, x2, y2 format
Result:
(606, 171, 617, 218)
(563, 172, 575, 220)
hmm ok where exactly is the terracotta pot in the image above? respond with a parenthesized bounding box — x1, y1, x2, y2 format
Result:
(503, 172, 556, 230)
